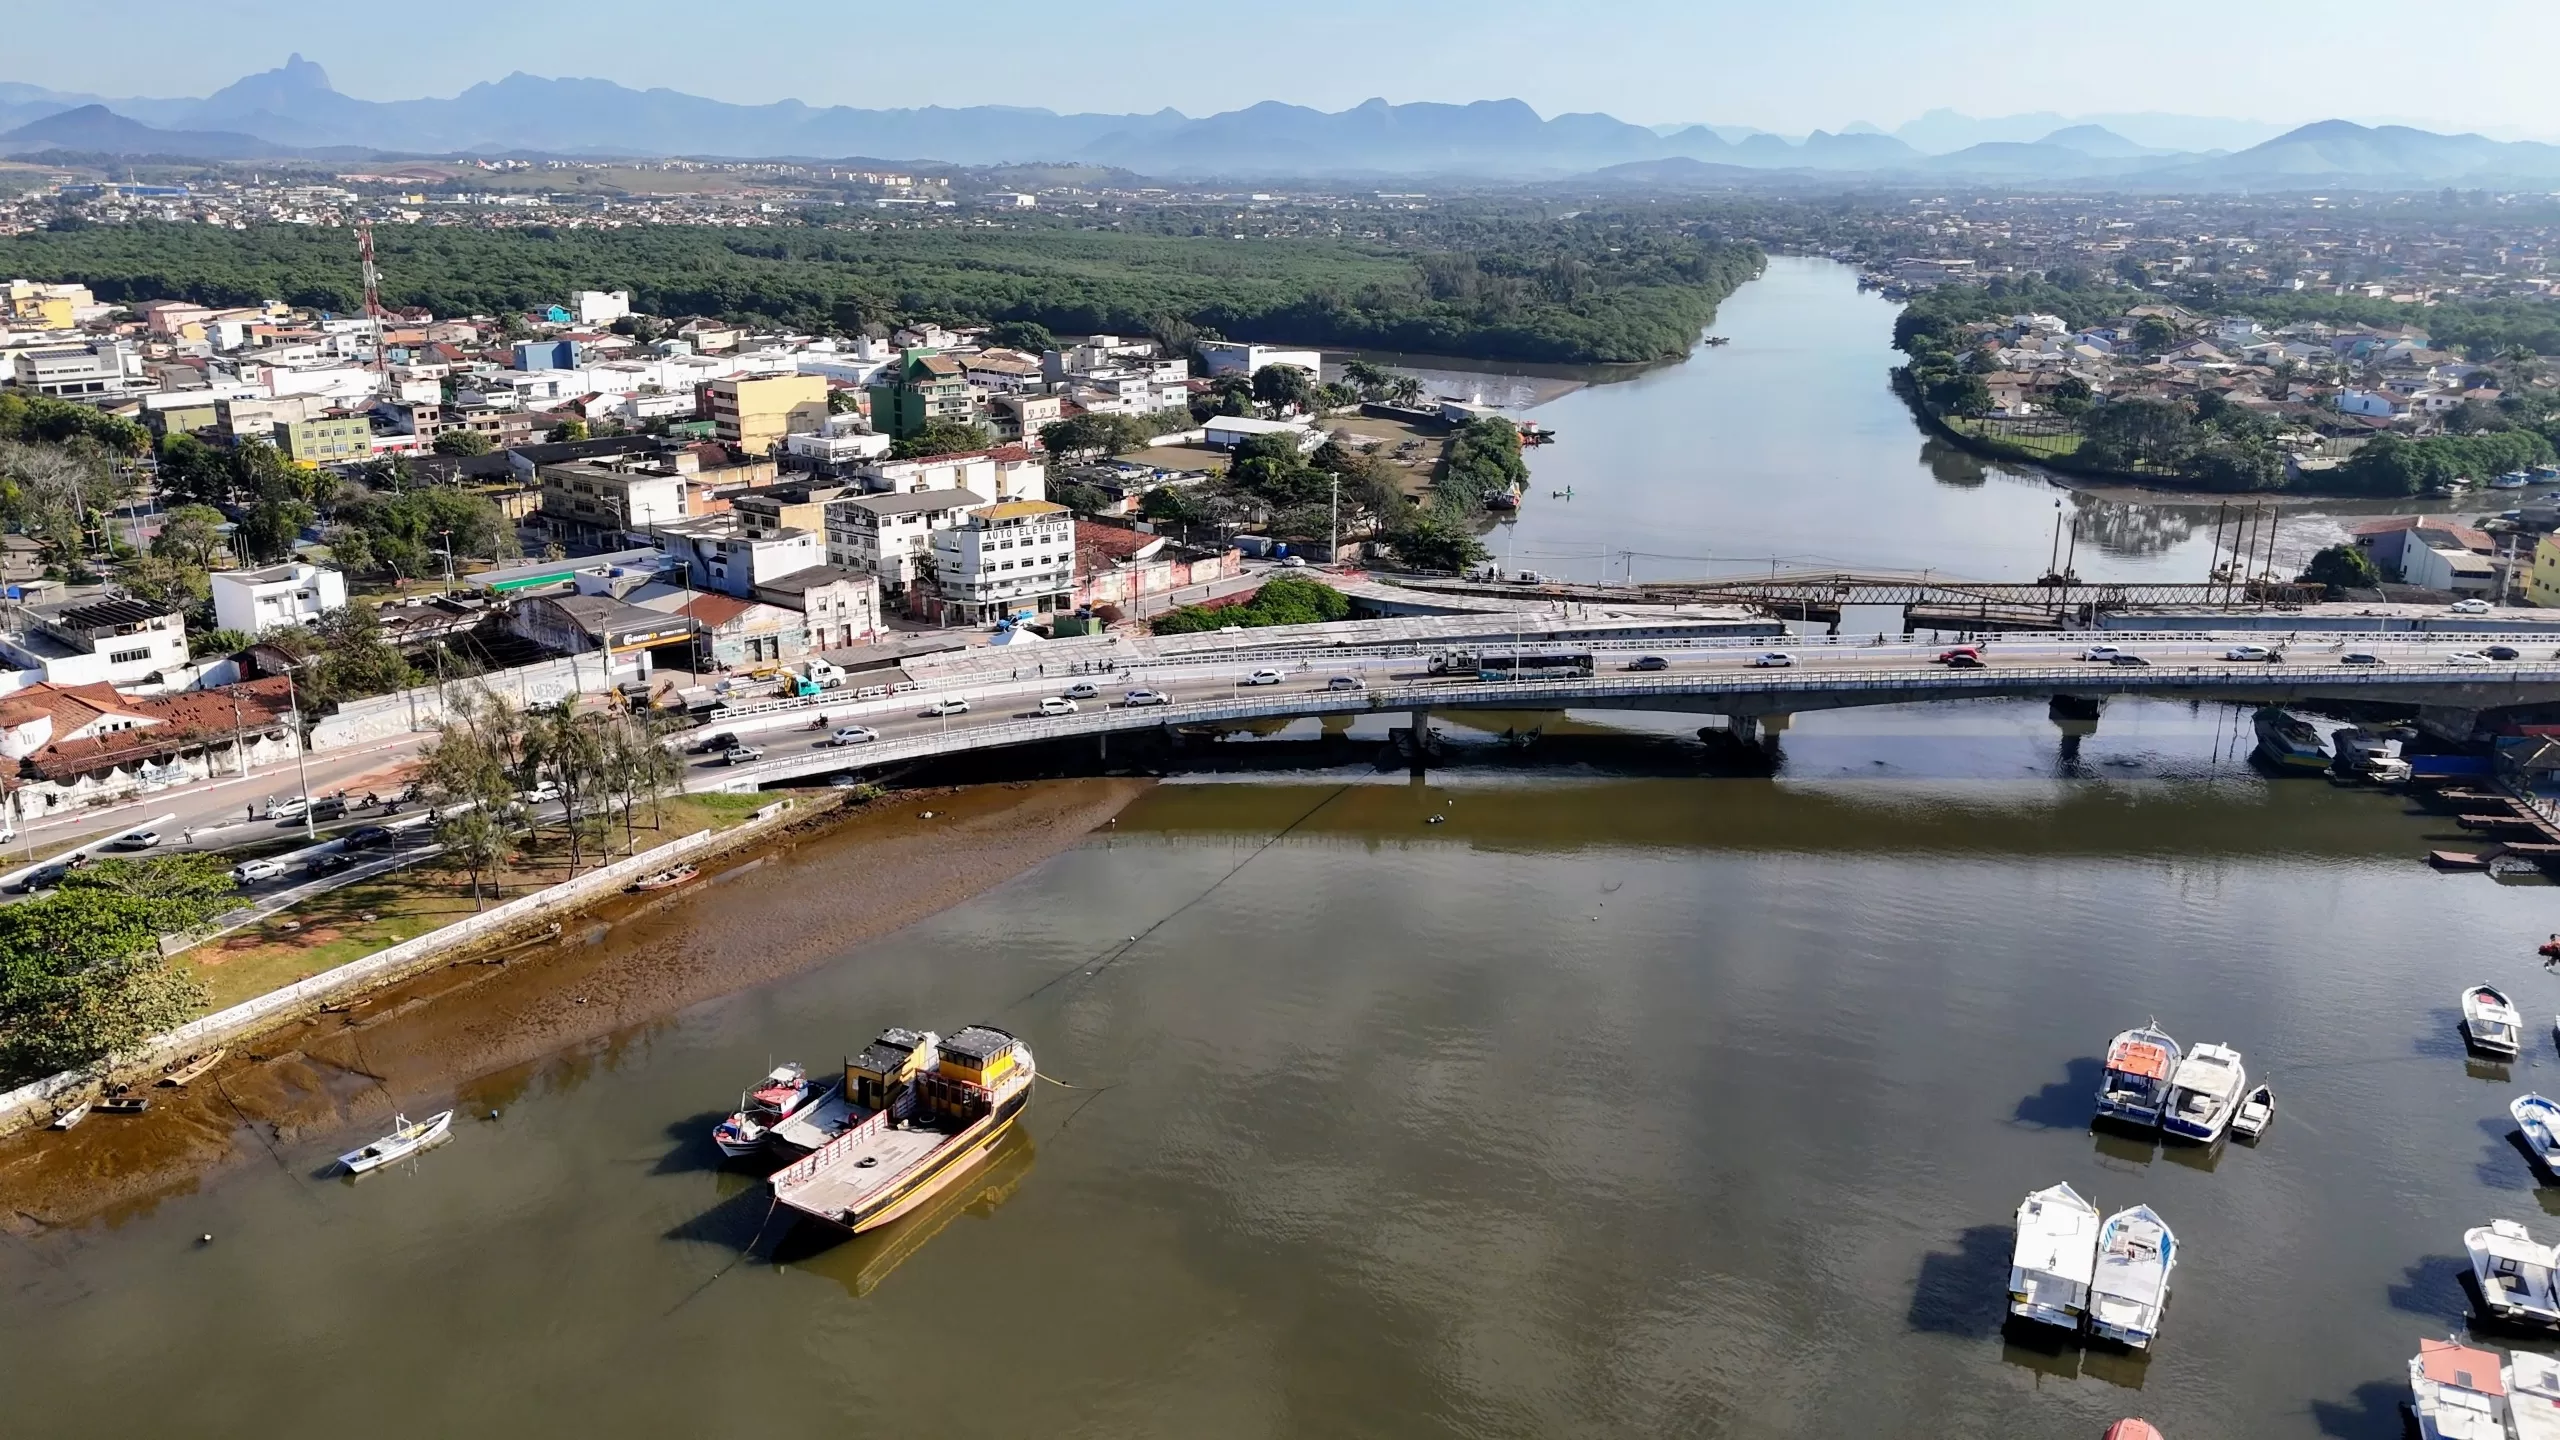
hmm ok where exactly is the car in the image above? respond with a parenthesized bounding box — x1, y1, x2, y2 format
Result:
(830, 725, 879, 746)
(1327, 674, 1365, 690)
(1123, 689, 1172, 707)
(720, 744, 765, 765)
(2487, 645, 2523, 661)
(1038, 697, 1080, 716)
(920, 697, 971, 717)
(691, 731, 738, 755)
(112, 829, 162, 850)
(517, 781, 561, 806)
(1625, 655, 1671, 672)
(230, 857, 290, 885)
(342, 825, 394, 849)
(828, 773, 862, 788)
(1934, 647, 1982, 664)
(304, 852, 356, 879)
(310, 795, 349, 822)
(1243, 668, 1284, 686)
(1751, 651, 1796, 668)
(2106, 653, 2153, 667)
(2448, 650, 2495, 666)
(1064, 681, 1100, 699)
(1942, 652, 1987, 669)
(2080, 645, 2122, 662)
(268, 796, 310, 822)
(2451, 598, 2494, 615)
(2222, 644, 2279, 662)
(1280, 555, 1309, 568)
(2341, 651, 2382, 666)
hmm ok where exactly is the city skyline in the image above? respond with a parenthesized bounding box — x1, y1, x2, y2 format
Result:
(11, 0, 2560, 142)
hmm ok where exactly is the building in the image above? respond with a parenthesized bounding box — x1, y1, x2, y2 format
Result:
(505, 593, 695, 688)
(1072, 522, 1236, 612)
(1203, 414, 1320, 452)
(274, 412, 373, 464)
(539, 460, 694, 540)
(2533, 534, 2560, 609)
(637, 591, 806, 669)
(990, 392, 1064, 444)
(655, 520, 824, 599)
(1, 597, 191, 690)
(1, 677, 298, 816)
(514, 339, 578, 371)
(865, 348, 972, 439)
(927, 500, 1074, 624)
(753, 566, 881, 650)
(729, 480, 857, 540)
(10, 340, 128, 397)
(211, 562, 348, 636)
(708, 373, 829, 455)
(823, 488, 986, 600)
(1197, 342, 1322, 379)
(2, 280, 89, 330)
(782, 421, 893, 469)
(574, 290, 632, 326)
(2352, 517, 2496, 587)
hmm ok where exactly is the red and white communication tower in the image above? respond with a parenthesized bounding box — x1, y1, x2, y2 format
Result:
(356, 218, 387, 376)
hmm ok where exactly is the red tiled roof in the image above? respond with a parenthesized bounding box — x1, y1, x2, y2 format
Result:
(987, 445, 1036, 463)
(671, 593, 755, 626)
(21, 678, 294, 780)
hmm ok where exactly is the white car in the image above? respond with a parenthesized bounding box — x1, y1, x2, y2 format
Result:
(2081, 645, 2122, 662)
(1280, 555, 1309, 569)
(1751, 651, 1796, 668)
(830, 725, 879, 746)
(1064, 681, 1100, 699)
(920, 697, 971, 717)
(1038, 697, 1080, 716)
(1122, 689, 1172, 707)
(2222, 644, 2278, 662)
(1242, 668, 1283, 686)
(2451, 598, 2494, 615)
(229, 857, 291, 885)
(518, 780, 562, 805)
(2447, 650, 2495, 666)
(113, 829, 162, 849)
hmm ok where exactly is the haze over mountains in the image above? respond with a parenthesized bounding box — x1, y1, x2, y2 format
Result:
(3, 56, 2557, 190)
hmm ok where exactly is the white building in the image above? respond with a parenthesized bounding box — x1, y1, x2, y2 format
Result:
(211, 562, 348, 637)
(575, 290, 633, 326)
(785, 420, 894, 467)
(1202, 414, 1320, 452)
(929, 501, 1075, 624)
(753, 565, 883, 650)
(0, 597, 191, 690)
(2405, 543, 2498, 596)
(10, 340, 133, 397)
(656, 521, 825, 599)
(1197, 341, 1321, 378)
(824, 487, 986, 595)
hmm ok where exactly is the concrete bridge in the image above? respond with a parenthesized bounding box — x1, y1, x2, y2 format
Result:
(690, 634, 2560, 790)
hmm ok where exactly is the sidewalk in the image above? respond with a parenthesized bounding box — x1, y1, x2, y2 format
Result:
(13, 733, 431, 853)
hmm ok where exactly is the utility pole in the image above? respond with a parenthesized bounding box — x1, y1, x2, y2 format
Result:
(282, 663, 317, 840)
(1328, 472, 1338, 569)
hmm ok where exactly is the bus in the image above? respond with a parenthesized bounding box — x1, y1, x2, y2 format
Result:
(1439, 651, 1596, 682)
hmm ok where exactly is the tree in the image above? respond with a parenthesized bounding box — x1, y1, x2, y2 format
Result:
(155, 432, 234, 507)
(434, 430, 494, 457)
(237, 496, 313, 563)
(1340, 359, 1397, 400)
(1039, 413, 1151, 461)
(419, 688, 528, 906)
(2300, 542, 2381, 593)
(1382, 514, 1489, 573)
(1051, 481, 1112, 515)
(116, 552, 210, 615)
(522, 701, 610, 874)
(984, 320, 1056, 353)
(546, 417, 590, 443)
(1250, 364, 1318, 414)
(322, 522, 377, 576)
(889, 418, 995, 460)
(1152, 576, 1353, 633)
(2131, 315, 2180, 355)
(152, 503, 227, 569)
(0, 856, 234, 1083)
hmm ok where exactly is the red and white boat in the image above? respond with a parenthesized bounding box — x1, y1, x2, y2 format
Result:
(712, 1063, 825, 1160)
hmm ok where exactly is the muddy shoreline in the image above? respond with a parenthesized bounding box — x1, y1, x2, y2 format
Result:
(0, 777, 1150, 1235)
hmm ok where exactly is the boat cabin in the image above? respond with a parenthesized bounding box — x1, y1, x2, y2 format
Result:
(847, 1027, 934, 1111)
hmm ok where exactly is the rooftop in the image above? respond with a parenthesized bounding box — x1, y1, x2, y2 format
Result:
(834, 487, 987, 518)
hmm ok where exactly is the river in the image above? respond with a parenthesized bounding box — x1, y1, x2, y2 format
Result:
(0, 259, 2542, 1440)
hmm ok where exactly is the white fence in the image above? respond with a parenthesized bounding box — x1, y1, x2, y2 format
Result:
(309, 654, 626, 751)
(0, 816, 768, 1134)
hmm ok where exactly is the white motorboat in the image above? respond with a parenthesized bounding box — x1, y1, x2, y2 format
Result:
(2411, 1337, 2514, 1440)
(338, 1111, 454, 1174)
(2087, 1205, 2177, 1349)
(2161, 1043, 2247, 1144)
(48, 1100, 90, 1130)
(2095, 1023, 2183, 1129)
(2466, 986, 2524, 1058)
(712, 1063, 815, 1160)
(2470, 1219, 2560, 1329)
(2518, 1094, 2560, 1176)
(2512, 1350, 2560, 1440)
(2231, 1085, 2274, 1142)
(2009, 1181, 2101, 1330)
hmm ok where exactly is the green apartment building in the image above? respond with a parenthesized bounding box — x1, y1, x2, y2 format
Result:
(274, 413, 374, 464)
(865, 347, 972, 439)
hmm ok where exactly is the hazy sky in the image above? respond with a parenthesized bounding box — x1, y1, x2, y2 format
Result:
(14, 0, 2560, 137)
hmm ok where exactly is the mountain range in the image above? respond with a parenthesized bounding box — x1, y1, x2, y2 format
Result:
(3, 58, 2557, 190)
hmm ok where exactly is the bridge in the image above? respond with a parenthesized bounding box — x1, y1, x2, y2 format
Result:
(683, 631, 2560, 791)
(1388, 570, 2320, 629)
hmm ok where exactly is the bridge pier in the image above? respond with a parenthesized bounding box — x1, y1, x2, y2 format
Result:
(1409, 707, 1430, 774)
(1728, 714, 1759, 746)
(2419, 706, 2483, 743)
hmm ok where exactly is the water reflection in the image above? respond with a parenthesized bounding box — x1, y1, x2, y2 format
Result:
(1922, 436, 1991, 489)
(2067, 494, 2208, 563)
(779, 1130, 1036, 1298)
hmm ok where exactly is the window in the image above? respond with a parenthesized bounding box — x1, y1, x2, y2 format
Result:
(109, 647, 150, 665)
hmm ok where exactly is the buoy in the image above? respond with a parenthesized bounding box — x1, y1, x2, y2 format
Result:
(198, 1233, 213, 1245)
(488, 1109, 500, 1121)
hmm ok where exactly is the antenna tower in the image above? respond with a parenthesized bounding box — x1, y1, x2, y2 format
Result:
(357, 219, 387, 376)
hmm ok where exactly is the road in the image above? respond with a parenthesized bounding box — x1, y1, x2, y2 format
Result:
(8, 733, 432, 862)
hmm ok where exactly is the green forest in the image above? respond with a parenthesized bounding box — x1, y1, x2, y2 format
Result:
(0, 217, 1764, 366)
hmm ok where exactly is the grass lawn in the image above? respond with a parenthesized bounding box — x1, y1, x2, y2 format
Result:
(1948, 416, 2083, 461)
(181, 790, 775, 1012)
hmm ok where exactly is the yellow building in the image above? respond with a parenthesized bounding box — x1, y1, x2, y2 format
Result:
(3, 279, 90, 331)
(2530, 533, 2560, 608)
(706, 373, 828, 456)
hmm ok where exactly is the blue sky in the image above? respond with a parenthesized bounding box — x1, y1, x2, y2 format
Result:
(15, 0, 2559, 137)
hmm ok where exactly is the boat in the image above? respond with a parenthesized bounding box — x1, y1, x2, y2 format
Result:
(2433, 850, 2498, 871)
(2087, 1205, 2177, 1349)
(2412, 1337, 2514, 1440)
(2515, 1094, 2560, 1175)
(2095, 1022, 2183, 1129)
(711, 1062, 822, 1160)
(628, 863, 699, 893)
(771, 1024, 1035, 1233)
(2466, 985, 2525, 1058)
(2008, 1181, 2102, 1331)
(338, 1110, 454, 1174)
(49, 1100, 90, 1130)
(2103, 1423, 2165, 1440)
(2251, 707, 2331, 772)
(2494, 471, 2534, 490)
(2468, 1220, 2560, 1328)
(94, 1096, 148, 1115)
(2232, 1085, 2274, 1141)
(158, 1047, 225, 1086)
(2513, 1350, 2560, 1440)
(2162, 1043, 2247, 1143)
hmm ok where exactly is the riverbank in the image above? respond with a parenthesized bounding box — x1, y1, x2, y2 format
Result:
(0, 776, 1149, 1234)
